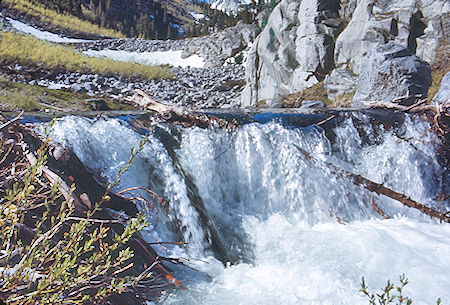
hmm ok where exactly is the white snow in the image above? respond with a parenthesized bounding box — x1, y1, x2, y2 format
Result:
(6, 17, 90, 43)
(82, 49, 205, 68)
(210, 0, 253, 15)
(190, 11, 205, 20)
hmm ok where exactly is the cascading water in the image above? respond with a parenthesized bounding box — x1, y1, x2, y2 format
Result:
(44, 112, 449, 305)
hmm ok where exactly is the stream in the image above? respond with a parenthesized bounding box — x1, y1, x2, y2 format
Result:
(38, 110, 449, 305)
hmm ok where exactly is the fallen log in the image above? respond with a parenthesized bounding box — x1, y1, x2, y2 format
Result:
(362, 99, 449, 113)
(131, 89, 235, 129)
(294, 144, 450, 223)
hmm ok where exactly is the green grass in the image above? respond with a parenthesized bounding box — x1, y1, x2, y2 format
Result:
(0, 75, 134, 111)
(0, 31, 173, 80)
(2, 0, 124, 38)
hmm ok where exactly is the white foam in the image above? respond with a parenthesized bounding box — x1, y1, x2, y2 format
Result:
(162, 217, 450, 305)
(6, 17, 90, 43)
(82, 49, 205, 68)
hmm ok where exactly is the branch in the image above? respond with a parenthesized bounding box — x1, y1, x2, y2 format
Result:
(294, 144, 450, 222)
(0, 111, 24, 131)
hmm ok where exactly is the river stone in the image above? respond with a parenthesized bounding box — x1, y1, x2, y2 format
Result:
(432, 72, 450, 105)
(353, 43, 431, 106)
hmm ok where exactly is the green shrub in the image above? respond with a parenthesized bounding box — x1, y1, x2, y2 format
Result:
(360, 275, 442, 305)
(0, 125, 152, 304)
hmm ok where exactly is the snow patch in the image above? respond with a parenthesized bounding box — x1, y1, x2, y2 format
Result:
(83, 49, 205, 68)
(210, 0, 253, 15)
(6, 17, 91, 43)
(190, 11, 205, 20)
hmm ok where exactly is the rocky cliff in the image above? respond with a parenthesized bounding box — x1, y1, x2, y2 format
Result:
(241, 0, 449, 107)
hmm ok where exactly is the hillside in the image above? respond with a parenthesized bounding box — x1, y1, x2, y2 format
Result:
(1, 0, 207, 39)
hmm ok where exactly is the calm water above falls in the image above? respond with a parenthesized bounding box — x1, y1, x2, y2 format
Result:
(45, 112, 450, 305)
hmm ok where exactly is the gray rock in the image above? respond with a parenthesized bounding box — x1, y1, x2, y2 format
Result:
(241, 0, 342, 107)
(324, 68, 358, 100)
(95, 76, 106, 85)
(300, 100, 326, 109)
(353, 44, 431, 106)
(334, 0, 449, 75)
(432, 72, 450, 105)
(106, 88, 120, 95)
(71, 83, 86, 93)
(241, 0, 448, 107)
(85, 98, 110, 111)
(83, 82, 94, 91)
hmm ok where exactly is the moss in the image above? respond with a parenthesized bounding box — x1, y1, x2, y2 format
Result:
(282, 81, 331, 108)
(0, 75, 134, 111)
(256, 100, 267, 108)
(0, 31, 173, 80)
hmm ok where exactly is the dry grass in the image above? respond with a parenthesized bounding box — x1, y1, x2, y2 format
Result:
(429, 41, 450, 100)
(2, 0, 124, 38)
(0, 31, 173, 80)
(282, 82, 331, 108)
(330, 91, 355, 108)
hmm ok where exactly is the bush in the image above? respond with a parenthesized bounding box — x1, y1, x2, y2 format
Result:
(0, 124, 153, 304)
(360, 275, 442, 305)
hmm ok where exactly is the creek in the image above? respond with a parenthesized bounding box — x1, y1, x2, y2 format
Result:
(38, 111, 450, 305)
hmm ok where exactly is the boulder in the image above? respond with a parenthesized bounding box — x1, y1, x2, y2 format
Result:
(432, 72, 450, 105)
(353, 44, 431, 106)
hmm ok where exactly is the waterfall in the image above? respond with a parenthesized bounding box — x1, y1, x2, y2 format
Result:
(45, 112, 450, 305)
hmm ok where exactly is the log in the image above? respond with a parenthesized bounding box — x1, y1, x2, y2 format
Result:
(362, 99, 450, 113)
(294, 144, 450, 223)
(131, 89, 234, 129)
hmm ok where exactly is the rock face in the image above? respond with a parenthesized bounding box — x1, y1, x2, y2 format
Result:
(433, 72, 450, 104)
(324, 68, 358, 100)
(241, 0, 449, 107)
(241, 0, 344, 107)
(353, 43, 432, 106)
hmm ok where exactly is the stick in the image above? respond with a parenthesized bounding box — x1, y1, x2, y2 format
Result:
(0, 111, 24, 131)
(294, 144, 449, 222)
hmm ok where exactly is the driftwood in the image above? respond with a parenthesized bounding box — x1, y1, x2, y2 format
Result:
(362, 98, 450, 113)
(131, 89, 234, 129)
(294, 144, 450, 223)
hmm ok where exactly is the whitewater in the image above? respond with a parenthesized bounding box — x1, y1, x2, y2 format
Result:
(45, 112, 449, 305)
